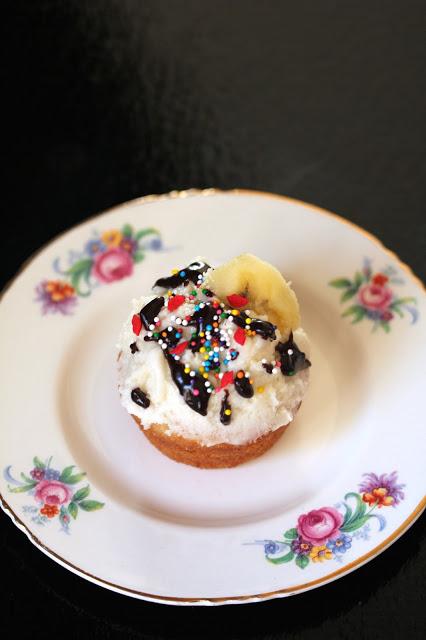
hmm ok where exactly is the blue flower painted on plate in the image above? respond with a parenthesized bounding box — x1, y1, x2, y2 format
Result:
(326, 534, 352, 554)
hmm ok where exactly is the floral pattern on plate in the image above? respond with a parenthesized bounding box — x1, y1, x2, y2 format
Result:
(250, 472, 404, 569)
(35, 224, 163, 314)
(4, 456, 104, 533)
(329, 258, 418, 332)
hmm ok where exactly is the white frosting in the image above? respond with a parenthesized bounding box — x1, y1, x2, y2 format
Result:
(117, 283, 310, 447)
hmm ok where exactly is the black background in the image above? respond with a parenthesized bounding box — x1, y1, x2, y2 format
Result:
(2, 1, 425, 638)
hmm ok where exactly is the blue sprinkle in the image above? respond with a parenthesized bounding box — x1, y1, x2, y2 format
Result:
(195, 305, 200, 311)
(206, 324, 213, 331)
(205, 340, 211, 347)
(179, 271, 186, 277)
(224, 359, 229, 365)
(175, 333, 181, 338)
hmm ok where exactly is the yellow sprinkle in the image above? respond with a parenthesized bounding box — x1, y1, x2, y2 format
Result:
(171, 268, 178, 274)
(199, 332, 205, 337)
(231, 310, 239, 316)
(257, 386, 264, 393)
(184, 367, 190, 374)
(200, 347, 206, 353)
(203, 373, 209, 379)
(204, 355, 209, 360)
(224, 409, 232, 416)
(245, 318, 252, 324)
(199, 366, 205, 373)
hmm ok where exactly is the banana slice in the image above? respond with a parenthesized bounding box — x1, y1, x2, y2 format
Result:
(204, 254, 300, 335)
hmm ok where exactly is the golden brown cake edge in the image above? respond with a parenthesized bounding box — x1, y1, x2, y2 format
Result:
(131, 415, 290, 468)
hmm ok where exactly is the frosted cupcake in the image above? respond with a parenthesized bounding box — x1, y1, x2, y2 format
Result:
(117, 254, 311, 468)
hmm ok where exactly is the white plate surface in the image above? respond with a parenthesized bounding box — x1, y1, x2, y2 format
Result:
(1, 189, 425, 605)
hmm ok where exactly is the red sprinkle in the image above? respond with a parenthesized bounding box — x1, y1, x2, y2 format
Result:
(234, 327, 246, 345)
(169, 341, 189, 356)
(168, 295, 186, 312)
(216, 371, 234, 392)
(227, 293, 248, 308)
(132, 314, 142, 336)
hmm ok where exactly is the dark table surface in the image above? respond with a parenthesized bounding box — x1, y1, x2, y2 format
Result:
(2, 2, 425, 638)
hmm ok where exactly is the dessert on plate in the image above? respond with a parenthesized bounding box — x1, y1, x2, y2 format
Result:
(117, 254, 311, 468)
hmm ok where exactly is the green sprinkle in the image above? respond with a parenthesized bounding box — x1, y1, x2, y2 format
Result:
(153, 332, 160, 339)
(221, 312, 228, 319)
(191, 290, 197, 296)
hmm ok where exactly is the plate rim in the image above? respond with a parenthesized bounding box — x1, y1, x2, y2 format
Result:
(1, 187, 425, 605)
(1, 491, 425, 605)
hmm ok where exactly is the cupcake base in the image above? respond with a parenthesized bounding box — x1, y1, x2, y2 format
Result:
(131, 415, 290, 468)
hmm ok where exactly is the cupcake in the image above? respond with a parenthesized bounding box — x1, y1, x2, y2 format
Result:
(117, 254, 311, 468)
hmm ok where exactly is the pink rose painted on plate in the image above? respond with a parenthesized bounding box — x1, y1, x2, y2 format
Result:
(358, 280, 393, 312)
(92, 247, 134, 283)
(35, 479, 72, 506)
(297, 507, 344, 545)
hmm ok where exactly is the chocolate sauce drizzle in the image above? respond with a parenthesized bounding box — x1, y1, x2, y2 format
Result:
(130, 342, 139, 354)
(262, 362, 274, 374)
(166, 355, 210, 415)
(276, 332, 311, 376)
(234, 373, 254, 398)
(154, 261, 210, 289)
(188, 304, 218, 352)
(139, 297, 164, 329)
(220, 390, 232, 425)
(131, 387, 150, 408)
(233, 312, 276, 341)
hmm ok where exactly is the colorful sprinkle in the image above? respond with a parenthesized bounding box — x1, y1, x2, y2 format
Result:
(132, 314, 142, 336)
(234, 327, 246, 345)
(169, 341, 189, 356)
(217, 370, 234, 391)
(227, 293, 248, 308)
